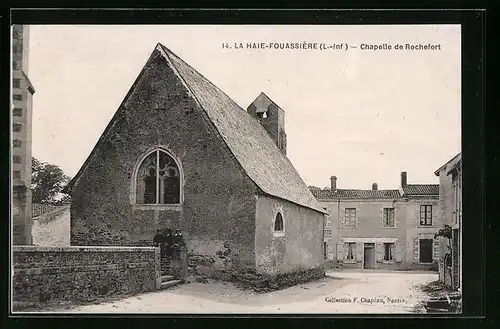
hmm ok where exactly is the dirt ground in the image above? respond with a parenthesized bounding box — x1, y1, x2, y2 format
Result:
(40, 270, 437, 314)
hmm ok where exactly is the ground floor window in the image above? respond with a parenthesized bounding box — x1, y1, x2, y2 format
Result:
(345, 242, 355, 260)
(384, 242, 395, 261)
(324, 242, 327, 260)
(419, 238, 433, 263)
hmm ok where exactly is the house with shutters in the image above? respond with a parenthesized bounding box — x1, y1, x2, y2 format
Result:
(63, 43, 326, 284)
(311, 171, 440, 270)
(434, 153, 462, 290)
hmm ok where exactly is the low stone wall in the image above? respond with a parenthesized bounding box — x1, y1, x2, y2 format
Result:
(12, 246, 161, 310)
(231, 266, 325, 293)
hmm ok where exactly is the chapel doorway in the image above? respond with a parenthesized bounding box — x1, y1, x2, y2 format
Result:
(419, 239, 433, 263)
(363, 243, 375, 269)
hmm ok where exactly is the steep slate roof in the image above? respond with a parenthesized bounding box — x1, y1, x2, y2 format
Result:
(159, 44, 325, 214)
(65, 43, 325, 214)
(401, 184, 439, 196)
(310, 188, 401, 200)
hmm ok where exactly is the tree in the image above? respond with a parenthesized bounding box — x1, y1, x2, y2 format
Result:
(31, 157, 70, 204)
(308, 186, 321, 191)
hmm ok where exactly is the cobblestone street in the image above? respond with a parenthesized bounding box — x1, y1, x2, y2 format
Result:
(46, 270, 437, 314)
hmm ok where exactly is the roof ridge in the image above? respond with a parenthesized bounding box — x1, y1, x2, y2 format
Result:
(406, 183, 439, 186)
(337, 188, 400, 191)
(158, 43, 249, 116)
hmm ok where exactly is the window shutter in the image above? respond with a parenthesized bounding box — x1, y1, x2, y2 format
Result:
(414, 238, 420, 261)
(380, 208, 384, 227)
(431, 206, 435, 225)
(340, 214, 345, 227)
(394, 243, 403, 262)
(375, 243, 384, 261)
(433, 239, 440, 260)
(394, 208, 399, 228)
(355, 242, 363, 261)
(336, 243, 344, 261)
(355, 212, 359, 228)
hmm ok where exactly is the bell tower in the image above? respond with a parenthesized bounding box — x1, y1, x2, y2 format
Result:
(247, 92, 287, 155)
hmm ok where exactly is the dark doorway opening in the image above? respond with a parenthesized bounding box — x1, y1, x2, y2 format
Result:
(363, 243, 375, 269)
(324, 242, 327, 260)
(419, 239, 433, 263)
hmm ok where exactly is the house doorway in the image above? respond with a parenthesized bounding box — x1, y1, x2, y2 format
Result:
(363, 243, 375, 269)
(419, 239, 433, 263)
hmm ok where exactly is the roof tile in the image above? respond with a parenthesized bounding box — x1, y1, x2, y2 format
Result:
(402, 184, 439, 196)
(311, 189, 401, 200)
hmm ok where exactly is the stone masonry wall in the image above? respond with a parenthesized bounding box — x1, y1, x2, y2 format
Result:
(12, 246, 160, 310)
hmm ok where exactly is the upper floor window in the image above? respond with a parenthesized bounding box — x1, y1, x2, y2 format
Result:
(383, 208, 395, 227)
(13, 155, 22, 163)
(13, 94, 22, 101)
(420, 205, 433, 226)
(13, 60, 18, 70)
(135, 149, 180, 204)
(13, 108, 22, 116)
(13, 139, 22, 148)
(13, 123, 22, 132)
(274, 212, 284, 232)
(13, 79, 20, 88)
(13, 171, 21, 179)
(344, 208, 356, 228)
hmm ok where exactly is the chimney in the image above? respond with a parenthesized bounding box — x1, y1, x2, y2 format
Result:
(401, 171, 408, 187)
(372, 183, 378, 190)
(330, 176, 337, 192)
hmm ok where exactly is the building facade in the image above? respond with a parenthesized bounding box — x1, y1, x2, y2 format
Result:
(311, 172, 440, 270)
(64, 43, 326, 281)
(12, 25, 35, 245)
(434, 153, 462, 290)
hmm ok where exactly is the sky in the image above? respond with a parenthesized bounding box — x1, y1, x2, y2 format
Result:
(27, 25, 461, 190)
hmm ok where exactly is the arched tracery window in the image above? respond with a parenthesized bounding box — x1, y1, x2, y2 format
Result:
(136, 150, 180, 204)
(274, 212, 284, 232)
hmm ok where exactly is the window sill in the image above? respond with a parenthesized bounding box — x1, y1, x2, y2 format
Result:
(381, 260, 395, 264)
(381, 226, 396, 229)
(132, 204, 182, 211)
(343, 259, 356, 264)
(273, 232, 285, 238)
(418, 225, 435, 228)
